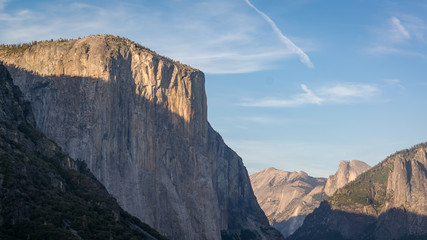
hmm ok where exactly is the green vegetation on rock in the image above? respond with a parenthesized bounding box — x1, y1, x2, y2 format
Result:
(0, 64, 167, 240)
(327, 157, 393, 212)
(327, 142, 427, 213)
(0, 35, 193, 70)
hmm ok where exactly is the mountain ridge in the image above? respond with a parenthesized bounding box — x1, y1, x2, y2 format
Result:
(250, 160, 370, 237)
(289, 143, 427, 240)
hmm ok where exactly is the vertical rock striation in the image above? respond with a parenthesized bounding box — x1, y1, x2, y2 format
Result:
(0, 35, 282, 240)
(0, 64, 167, 240)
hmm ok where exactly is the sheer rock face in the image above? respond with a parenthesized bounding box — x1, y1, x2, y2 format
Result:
(0, 64, 167, 240)
(289, 144, 427, 240)
(250, 161, 370, 237)
(324, 160, 371, 196)
(0, 35, 281, 240)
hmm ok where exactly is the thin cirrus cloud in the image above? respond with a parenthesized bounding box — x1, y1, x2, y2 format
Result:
(0, 0, 314, 74)
(0, 2, 132, 42)
(367, 15, 426, 57)
(390, 17, 410, 42)
(241, 83, 379, 107)
(244, 0, 314, 68)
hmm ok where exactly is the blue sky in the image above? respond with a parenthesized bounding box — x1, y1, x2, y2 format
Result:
(1, 0, 426, 177)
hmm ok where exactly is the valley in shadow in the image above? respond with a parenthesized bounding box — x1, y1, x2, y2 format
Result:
(288, 201, 427, 240)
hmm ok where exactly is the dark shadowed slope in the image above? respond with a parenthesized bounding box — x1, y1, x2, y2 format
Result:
(289, 143, 427, 240)
(0, 64, 167, 240)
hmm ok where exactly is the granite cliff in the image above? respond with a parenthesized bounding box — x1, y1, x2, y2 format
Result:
(289, 143, 427, 240)
(250, 160, 370, 237)
(0, 64, 167, 239)
(0, 35, 283, 240)
(324, 160, 371, 196)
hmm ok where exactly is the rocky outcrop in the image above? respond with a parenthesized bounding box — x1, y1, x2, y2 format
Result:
(289, 143, 427, 240)
(250, 168, 326, 237)
(0, 35, 283, 240)
(324, 160, 371, 196)
(250, 161, 370, 237)
(0, 64, 167, 239)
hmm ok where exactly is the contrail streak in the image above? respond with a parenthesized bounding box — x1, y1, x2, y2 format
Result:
(244, 0, 314, 68)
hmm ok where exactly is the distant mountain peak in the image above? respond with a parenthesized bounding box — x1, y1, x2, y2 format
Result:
(324, 160, 371, 196)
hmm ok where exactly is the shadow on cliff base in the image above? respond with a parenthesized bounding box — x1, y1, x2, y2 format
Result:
(2, 63, 282, 240)
(0, 64, 168, 240)
(288, 201, 427, 240)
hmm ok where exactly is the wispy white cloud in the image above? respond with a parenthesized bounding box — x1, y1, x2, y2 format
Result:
(241, 84, 323, 107)
(0, 9, 35, 22)
(390, 17, 410, 42)
(241, 83, 379, 107)
(0, 2, 131, 42)
(244, 0, 314, 68)
(367, 15, 427, 57)
(319, 84, 378, 101)
(0, 0, 314, 74)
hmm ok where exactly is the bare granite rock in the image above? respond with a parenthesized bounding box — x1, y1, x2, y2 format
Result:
(324, 160, 371, 196)
(0, 63, 167, 240)
(0, 35, 282, 240)
(250, 160, 370, 237)
(250, 168, 326, 237)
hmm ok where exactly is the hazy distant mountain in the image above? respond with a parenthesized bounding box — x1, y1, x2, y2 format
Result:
(0, 35, 283, 240)
(250, 160, 370, 237)
(250, 168, 326, 237)
(0, 64, 167, 239)
(289, 143, 427, 240)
